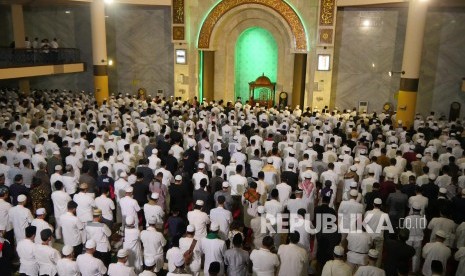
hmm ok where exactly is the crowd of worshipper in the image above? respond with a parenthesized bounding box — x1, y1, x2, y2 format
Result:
(0, 89, 465, 276)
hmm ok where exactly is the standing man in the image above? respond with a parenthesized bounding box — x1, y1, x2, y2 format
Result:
(422, 230, 451, 276)
(140, 217, 166, 275)
(16, 226, 39, 276)
(8, 194, 33, 242)
(56, 246, 79, 276)
(108, 249, 137, 276)
(277, 231, 309, 276)
(199, 222, 227, 276)
(51, 181, 71, 240)
(321, 246, 352, 276)
(35, 229, 61, 276)
(73, 183, 95, 223)
(76, 240, 108, 276)
(250, 236, 280, 276)
(60, 201, 84, 257)
(209, 196, 233, 240)
(85, 209, 112, 267)
(187, 200, 210, 240)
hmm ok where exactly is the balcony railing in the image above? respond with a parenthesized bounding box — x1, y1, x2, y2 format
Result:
(0, 47, 81, 68)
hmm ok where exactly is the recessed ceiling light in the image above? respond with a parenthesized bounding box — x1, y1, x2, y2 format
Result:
(65, 10, 71, 14)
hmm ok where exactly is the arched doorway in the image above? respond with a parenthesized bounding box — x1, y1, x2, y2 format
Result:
(234, 27, 278, 101)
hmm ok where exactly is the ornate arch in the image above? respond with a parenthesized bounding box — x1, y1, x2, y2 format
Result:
(198, 0, 308, 51)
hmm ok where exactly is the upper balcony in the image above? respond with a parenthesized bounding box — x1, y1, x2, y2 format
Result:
(0, 47, 86, 79)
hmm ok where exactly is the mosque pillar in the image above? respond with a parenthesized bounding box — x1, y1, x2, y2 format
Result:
(201, 51, 215, 102)
(11, 4, 30, 95)
(292, 54, 307, 108)
(90, 0, 109, 105)
(396, 0, 428, 127)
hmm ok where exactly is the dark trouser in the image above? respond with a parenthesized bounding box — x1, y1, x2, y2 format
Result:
(94, 250, 111, 267)
(73, 243, 83, 257)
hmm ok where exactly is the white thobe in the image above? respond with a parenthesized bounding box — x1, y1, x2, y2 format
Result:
(250, 248, 280, 276)
(85, 222, 111, 252)
(76, 253, 107, 276)
(143, 203, 165, 227)
(187, 209, 210, 239)
(73, 192, 95, 223)
(0, 199, 12, 232)
(422, 242, 451, 276)
(210, 206, 233, 240)
(140, 227, 166, 272)
(277, 243, 308, 276)
(31, 218, 54, 244)
(60, 212, 84, 246)
(8, 205, 33, 241)
(120, 196, 141, 228)
(123, 228, 143, 273)
(51, 190, 71, 239)
(56, 258, 79, 276)
(17, 238, 39, 276)
(199, 237, 227, 276)
(35, 244, 61, 276)
(108, 262, 137, 276)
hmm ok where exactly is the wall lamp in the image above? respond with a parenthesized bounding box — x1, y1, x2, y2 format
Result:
(388, 70, 405, 77)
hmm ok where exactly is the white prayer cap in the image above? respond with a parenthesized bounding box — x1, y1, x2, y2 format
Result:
(119, 171, 127, 178)
(187, 225, 195, 232)
(62, 245, 73, 256)
(349, 190, 358, 197)
(196, 200, 204, 206)
(17, 194, 27, 203)
(267, 157, 273, 164)
(210, 222, 220, 231)
(303, 172, 312, 179)
(257, 206, 265, 214)
(416, 154, 422, 158)
(174, 253, 185, 267)
(116, 155, 123, 161)
(236, 145, 242, 151)
(307, 142, 313, 147)
(55, 165, 62, 171)
(116, 249, 128, 258)
(151, 193, 160, 200)
(428, 174, 437, 180)
(439, 187, 447, 194)
(436, 230, 448, 239)
(350, 182, 357, 188)
(152, 149, 158, 154)
(36, 208, 46, 216)
(85, 239, 96, 249)
(333, 245, 344, 256)
(70, 148, 76, 153)
(368, 249, 379, 258)
(175, 175, 182, 181)
(53, 151, 60, 155)
(125, 186, 134, 193)
(35, 145, 42, 152)
(412, 202, 422, 211)
(147, 217, 156, 225)
(349, 165, 357, 172)
(198, 163, 205, 169)
(374, 198, 382, 205)
(222, 182, 230, 188)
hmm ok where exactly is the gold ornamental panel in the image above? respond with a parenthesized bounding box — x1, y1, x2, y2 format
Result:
(319, 28, 333, 44)
(173, 26, 185, 40)
(198, 0, 308, 51)
(320, 0, 335, 26)
(173, 0, 185, 24)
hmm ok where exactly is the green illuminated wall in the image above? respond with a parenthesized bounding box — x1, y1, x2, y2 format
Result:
(234, 27, 278, 102)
